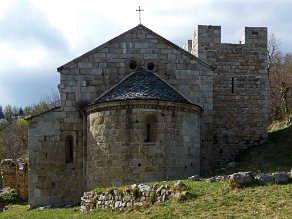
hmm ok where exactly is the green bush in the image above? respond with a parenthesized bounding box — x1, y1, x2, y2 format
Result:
(0, 188, 20, 205)
(132, 187, 141, 200)
(16, 118, 28, 127)
(149, 191, 157, 203)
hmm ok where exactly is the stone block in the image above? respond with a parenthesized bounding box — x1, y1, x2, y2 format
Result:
(78, 62, 92, 68)
(64, 118, 81, 124)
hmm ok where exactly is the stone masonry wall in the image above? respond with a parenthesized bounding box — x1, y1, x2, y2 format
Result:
(29, 24, 214, 208)
(28, 107, 84, 208)
(0, 159, 28, 200)
(191, 25, 268, 166)
(86, 100, 201, 190)
(58, 25, 214, 174)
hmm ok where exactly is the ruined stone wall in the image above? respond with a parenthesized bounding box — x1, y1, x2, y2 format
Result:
(0, 159, 28, 200)
(28, 107, 84, 208)
(86, 100, 201, 190)
(80, 181, 188, 212)
(191, 25, 268, 167)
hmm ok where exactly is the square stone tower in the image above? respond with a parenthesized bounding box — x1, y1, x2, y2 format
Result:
(190, 25, 268, 168)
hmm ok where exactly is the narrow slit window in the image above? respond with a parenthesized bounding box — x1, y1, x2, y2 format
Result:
(65, 135, 74, 163)
(231, 77, 234, 93)
(146, 123, 151, 142)
(143, 114, 157, 143)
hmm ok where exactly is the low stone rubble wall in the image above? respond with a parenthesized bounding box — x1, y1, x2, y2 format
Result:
(81, 170, 291, 212)
(205, 171, 292, 185)
(80, 181, 189, 212)
(0, 159, 28, 200)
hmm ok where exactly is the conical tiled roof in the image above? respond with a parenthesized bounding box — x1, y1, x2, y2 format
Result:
(93, 70, 191, 104)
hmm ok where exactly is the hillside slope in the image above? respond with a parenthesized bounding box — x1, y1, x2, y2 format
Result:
(230, 123, 292, 173)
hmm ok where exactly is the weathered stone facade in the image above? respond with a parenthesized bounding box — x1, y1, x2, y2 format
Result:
(86, 100, 201, 190)
(28, 24, 268, 208)
(190, 25, 268, 167)
(28, 107, 83, 207)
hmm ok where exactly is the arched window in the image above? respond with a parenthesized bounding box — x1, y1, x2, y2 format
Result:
(65, 135, 74, 163)
(143, 114, 157, 143)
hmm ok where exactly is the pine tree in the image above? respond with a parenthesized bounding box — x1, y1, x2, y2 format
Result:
(0, 105, 4, 119)
(19, 107, 24, 116)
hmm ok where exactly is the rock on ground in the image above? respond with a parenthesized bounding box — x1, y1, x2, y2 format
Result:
(256, 173, 274, 185)
(273, 172, 289, 184)
(174, 180, 185, 189)
(188, 175, 200, 181)
(229, 172, 255, 185)
(206, 177, 216, 183)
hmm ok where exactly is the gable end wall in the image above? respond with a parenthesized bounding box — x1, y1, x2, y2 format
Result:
(59, 25, 214, 173)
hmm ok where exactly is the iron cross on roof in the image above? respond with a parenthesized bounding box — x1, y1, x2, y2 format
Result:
(136, 6, 144, 24)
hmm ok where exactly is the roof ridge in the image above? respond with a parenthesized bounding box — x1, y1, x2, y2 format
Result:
(26, 106, 61, 120)
(57, 25, 141, 72)
(139, 25, 214, 70)
(57, 24, 214, 72)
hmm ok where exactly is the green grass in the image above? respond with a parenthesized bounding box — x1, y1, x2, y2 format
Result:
(1, 122, 292, 218)
(2, 181, 292, 218)
(223, 124, 292, 174)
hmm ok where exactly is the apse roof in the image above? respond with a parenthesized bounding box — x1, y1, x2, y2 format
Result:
(92, 70, 191, 104)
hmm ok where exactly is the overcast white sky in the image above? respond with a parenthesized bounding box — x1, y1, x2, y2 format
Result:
(0, 0, 292, 107)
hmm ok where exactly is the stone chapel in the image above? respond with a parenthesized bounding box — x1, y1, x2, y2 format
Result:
(28, 24, 268, 207)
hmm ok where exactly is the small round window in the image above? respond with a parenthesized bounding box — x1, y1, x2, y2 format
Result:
(147, 62, 155, 71)
(129, 60, 137, 69)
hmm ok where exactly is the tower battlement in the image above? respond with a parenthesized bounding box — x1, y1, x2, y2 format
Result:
(243, 26, 267, 48)
(185, 25, 268, 169)
(190, 25, 267, 60)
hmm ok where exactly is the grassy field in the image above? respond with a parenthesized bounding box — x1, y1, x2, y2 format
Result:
(218, 124, 292, 174)
(1, 122, 292, 218)
(2, 181, 292, 219)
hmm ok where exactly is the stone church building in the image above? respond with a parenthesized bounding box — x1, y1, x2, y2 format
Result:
(28, 24, 268, 207)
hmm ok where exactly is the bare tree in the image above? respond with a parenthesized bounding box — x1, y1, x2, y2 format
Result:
(268, 33, 282, 75)
(3, 105, 14, 121)
(268, 33, 292, 120)
(280, 54, 292, 114)
(267, 33, 292, 120)
(0, 118, 28, 159)
(43, 89, 61, 108)
(28, 89, 61, 116)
